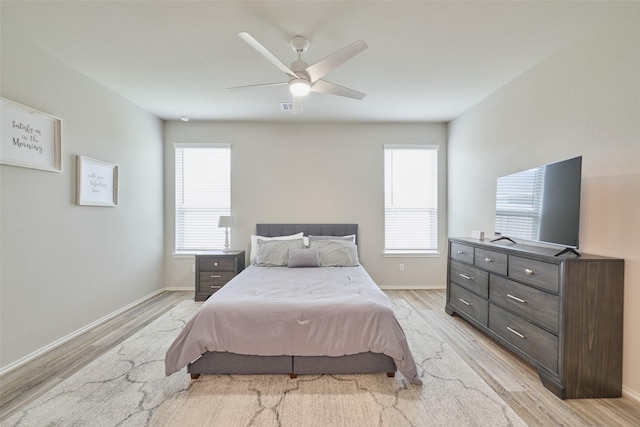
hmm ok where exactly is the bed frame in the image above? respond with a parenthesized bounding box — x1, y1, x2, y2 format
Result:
(188, 223, 397, 379)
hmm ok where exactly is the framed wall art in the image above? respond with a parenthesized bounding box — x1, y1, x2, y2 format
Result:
(76, 155, 119, 207)
(1, 97, 62, 172)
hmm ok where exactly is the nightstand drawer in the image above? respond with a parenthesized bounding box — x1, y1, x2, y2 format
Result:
(450, 260, 489, 298)
(509, 256, 559, 293)
(199, 257, 235, 271)
(199, 271, 236, 287)
(450, 283, 488, 326)
(490, 304, 558, 373)
(474, 248, 507, 275)
(490, 275, 559, 333)
(450, 242, 474, 264)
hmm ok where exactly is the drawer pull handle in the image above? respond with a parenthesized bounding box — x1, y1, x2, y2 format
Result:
(507, 294, 526, 304)
(214, 262, 219, 266)
(457, 250, 465, 254)
(525, 268, 535, 275)
(459, 273, 472, 280)
(507, 327, 526, 339)
(484, 257, 492, 263)
(210, 286, 221, 289)
(210, 275, 222, 278)
(458, 298, 471, 306)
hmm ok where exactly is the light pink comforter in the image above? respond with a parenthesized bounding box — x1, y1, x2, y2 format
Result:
(165, 265, 422, 385)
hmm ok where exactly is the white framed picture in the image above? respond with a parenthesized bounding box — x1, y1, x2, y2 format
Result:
(1, 97, 62, 172)
(76, 155, 119, 207)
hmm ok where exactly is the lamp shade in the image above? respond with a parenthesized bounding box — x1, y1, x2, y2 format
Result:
(218, 216, 235, 228)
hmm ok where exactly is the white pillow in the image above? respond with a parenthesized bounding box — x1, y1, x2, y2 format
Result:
(250, 232, 304, 263)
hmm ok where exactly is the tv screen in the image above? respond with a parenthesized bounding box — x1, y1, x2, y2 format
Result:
(494, 156, 582, 248)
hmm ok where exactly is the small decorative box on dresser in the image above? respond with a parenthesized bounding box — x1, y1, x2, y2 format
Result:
(195, 251, 245, 301)
(445, 237, 624, 399)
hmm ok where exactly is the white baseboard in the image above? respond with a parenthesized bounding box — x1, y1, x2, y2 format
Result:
(623, 385, 640, 403)
(379, 285, 446, 290)
(0, 289, 166, 377)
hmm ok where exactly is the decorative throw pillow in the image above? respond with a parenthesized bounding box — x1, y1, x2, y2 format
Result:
(255, 239, 305, 266)
(288, 247, 321, 268)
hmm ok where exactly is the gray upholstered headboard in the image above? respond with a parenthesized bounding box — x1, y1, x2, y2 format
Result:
(256, 224, 358, 244)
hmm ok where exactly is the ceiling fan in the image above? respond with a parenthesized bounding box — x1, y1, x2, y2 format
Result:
(228, 32, 368, 111)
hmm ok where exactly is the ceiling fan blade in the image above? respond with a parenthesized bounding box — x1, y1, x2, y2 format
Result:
(226, 82, 288, 91)
(311, 79, 366, 100)
(305, 40, 368, 83)
(238, 32, 298, 79)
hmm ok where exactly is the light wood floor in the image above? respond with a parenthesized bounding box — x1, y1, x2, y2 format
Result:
(2, 290, 640, 425)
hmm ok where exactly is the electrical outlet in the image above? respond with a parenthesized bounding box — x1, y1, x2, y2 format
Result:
(399, 263, 405, 272)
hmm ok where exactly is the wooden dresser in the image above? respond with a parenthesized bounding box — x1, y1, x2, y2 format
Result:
(195, 251, 245, 301)
(445, 237, 624, 399)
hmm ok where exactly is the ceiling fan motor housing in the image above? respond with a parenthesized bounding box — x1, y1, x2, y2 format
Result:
(290, 36, 309, 53)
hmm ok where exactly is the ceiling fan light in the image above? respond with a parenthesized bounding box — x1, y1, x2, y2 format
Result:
(289, 79, 311, 97)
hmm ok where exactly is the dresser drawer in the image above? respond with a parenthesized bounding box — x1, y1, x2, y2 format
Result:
(509, 256, 559, 293)
(490, 275, 559, 333)
(199, 257, 235, 271)
(450, 260, 489, 298)
(449, 283, 488, 326)
(489, 304, 558, 373)
(474, 248, 508, 275)
(450, 242, 474, 264)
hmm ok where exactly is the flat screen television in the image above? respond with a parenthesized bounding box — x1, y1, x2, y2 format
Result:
(494, 156, 582, 253)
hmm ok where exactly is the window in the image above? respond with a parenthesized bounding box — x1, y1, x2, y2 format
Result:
(384, 145, 438, 254)
(175, 143, 231, 252)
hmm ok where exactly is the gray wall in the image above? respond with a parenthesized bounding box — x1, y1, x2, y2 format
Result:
(0, 34, 165, 369)
(448, 11, 640, 398)
(163, 121, 448, 290)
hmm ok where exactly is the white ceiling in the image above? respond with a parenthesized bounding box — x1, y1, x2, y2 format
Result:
(1, 1, 627, 122)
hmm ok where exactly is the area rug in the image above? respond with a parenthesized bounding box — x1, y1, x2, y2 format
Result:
(1, 298, 526, 427)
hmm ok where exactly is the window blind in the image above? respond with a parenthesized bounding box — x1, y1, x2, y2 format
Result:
(175, 143, 231, 251)
(384, 145, 438, 254)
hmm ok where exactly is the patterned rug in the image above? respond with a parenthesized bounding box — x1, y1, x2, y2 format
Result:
(1, 299, 525, 427)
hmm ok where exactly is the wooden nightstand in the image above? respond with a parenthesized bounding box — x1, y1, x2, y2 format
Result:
(194, 251, 245, 301)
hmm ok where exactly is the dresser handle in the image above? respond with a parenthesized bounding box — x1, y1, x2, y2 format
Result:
(507, 294, 526, 304)
(210, 275, 222, 278)
(507, 327, 526, 339)
(214, 262, 219, 266)
(458, 298, 471, 306)
(210, 285, 221, 289)
(459, 273, 472, 280)
(525, 268, 535, 275)
(484, 257, 492, 263)
(457, 250, 464, 254)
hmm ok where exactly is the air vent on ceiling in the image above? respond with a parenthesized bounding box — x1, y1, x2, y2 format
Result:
(280, 102, 294, 112)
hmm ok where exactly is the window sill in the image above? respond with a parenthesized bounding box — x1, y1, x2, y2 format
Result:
(383, 251, 440, 258)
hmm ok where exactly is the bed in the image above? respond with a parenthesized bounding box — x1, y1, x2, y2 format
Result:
(165, 224, 422, 385)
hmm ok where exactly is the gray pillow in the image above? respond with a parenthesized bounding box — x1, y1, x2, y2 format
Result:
(310, 239, 359, 267)
(255, 239, 305, 266)
(308, 234, 356, 243)
(288, 247, 321, 268)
